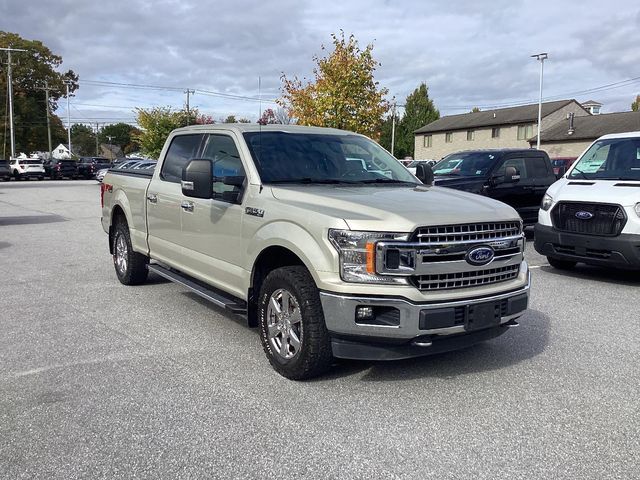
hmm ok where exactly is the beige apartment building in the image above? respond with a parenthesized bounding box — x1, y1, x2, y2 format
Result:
(414, 99, 590, 160)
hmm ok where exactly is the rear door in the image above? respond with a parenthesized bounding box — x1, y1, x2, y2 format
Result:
(146, 133, 205, 268)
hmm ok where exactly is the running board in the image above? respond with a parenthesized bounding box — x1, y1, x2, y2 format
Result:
(148, 264, 247, 315)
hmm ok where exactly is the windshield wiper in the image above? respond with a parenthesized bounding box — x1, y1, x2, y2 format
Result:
(570, 166, 589, 179)
(359, 178, 415, 184)
(269, 178, 358, 184)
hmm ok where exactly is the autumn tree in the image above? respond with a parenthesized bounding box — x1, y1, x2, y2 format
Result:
(0, 31, 78, 155)
(279, 31, 388, 139)
(632, 94, 640, 112)
(258, 108, 278, 125)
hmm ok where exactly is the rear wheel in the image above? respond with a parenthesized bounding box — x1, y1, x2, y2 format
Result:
(258, 266, 333, 380)
(547, 256, 577, 270)
(112, 221, 149, 285)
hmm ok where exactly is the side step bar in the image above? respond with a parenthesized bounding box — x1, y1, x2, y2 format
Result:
(148, 264, 247, 315)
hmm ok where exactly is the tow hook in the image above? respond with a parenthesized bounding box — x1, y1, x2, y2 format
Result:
(412, 338, 433, 347)
(505, 319, 519, 328)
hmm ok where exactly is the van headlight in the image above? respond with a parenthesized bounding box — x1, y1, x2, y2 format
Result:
(328, 229, 409, 284)
(541, 193, 553, 211)
(635, 203, 640, 217)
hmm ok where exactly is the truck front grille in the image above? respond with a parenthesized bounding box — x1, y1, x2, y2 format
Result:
(551, 202, 626, 237)
(413, 264, 521, 291)
(415, 221, 521, 244)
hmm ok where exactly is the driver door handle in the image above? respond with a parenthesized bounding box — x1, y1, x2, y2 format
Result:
(146, 194, 157, 204)
(181, 201, 194, 212)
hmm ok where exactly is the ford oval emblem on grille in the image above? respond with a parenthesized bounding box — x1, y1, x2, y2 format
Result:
(575, 211, 594, 220)
(465, 246, 495, 266)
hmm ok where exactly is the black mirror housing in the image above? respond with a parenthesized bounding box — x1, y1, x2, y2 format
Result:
(415, 163, 435, 186)
(182, 159, 213, 198)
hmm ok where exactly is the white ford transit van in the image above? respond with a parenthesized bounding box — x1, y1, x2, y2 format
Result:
(535, 131, 640, 270)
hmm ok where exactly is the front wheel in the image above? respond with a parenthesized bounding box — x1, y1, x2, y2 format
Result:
(112, 222, 149, 285)
(547, 256, 577, 270)
(258, 266, 333, 380)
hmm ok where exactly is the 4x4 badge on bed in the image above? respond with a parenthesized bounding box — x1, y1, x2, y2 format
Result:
(575, 211, 594, 220)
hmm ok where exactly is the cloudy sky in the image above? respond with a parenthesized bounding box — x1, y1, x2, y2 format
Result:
(3, 0, 640, 126)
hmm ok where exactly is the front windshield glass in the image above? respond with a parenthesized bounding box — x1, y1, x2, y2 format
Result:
(243, 131, 418, 185)
(569, 138, 640, 180)
(432, 152, 498, 176)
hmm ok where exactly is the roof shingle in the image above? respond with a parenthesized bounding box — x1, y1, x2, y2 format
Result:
(531, 111, 640, 142)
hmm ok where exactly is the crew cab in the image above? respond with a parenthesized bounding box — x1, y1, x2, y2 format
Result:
(535, 131, 640, 270)
(101, 125, 530, 379)
(431, 149, 557, 226)
(9, 158, 45, 180)
(44, 159, 78, 179)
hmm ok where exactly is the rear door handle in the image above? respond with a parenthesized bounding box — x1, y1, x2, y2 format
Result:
(181, 201, 194, 212)
(146, 194, 158, 204)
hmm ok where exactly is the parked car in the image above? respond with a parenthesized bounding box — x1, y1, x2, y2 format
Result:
(0, 160, 11, 181)
(426, 149, 557, 226)
(96, 159, 157, 182)
(550, 157, 577, 177)
(77, 157, 111, 179)
(44, 159, 78, 179)
(535, 131, 640, 270)
(101, 124, 529, 379)
(406, 159, 436, 175)
(9, 158, 45, 180)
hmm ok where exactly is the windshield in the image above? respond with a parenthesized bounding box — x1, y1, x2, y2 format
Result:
(569, 138, 640, 180)
(432, 152, 498, 176)
(243, 131, 418, 185)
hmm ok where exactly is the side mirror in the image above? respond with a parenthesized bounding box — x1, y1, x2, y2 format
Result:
(182, 159, 213, 199)
(504, 166, 520, 183)
(415, 163, 434, 186)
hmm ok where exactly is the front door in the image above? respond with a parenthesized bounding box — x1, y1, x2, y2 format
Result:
(488, 155, 537, 224)
(179, 133, 247, 299)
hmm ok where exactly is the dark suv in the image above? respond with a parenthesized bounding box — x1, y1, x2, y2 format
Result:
(44, 159, 78, 179)
(425, 149, 557, 226)
(0, 160, 11, 181)
(77, 157, 111, 179)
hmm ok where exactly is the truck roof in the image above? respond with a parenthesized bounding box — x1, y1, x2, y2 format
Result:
(596, 130, 640, 140)
(171, 124, 361, 136)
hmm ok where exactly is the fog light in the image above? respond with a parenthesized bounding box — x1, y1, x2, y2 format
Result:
(356, 306, 374, 321)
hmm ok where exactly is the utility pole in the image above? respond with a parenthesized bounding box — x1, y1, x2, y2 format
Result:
(391, 100, 397, 157)
(531, 53, 548, 150)
(1, 46, 28, 159)
(43, 82, 52, 158)
(184, 89, 195, 125)
(64, 79, 73, 157)
(95, 122, 100, 156)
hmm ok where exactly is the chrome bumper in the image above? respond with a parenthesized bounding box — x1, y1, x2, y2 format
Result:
(319, 268, 530, 342)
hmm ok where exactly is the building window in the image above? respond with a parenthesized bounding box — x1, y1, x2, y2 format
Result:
(423, 135, 432, 148)
(466, 130, 475, 141)
(445, 132, 453, 143)
(492, 127, 500, 138)
(517, 124, 534, 140)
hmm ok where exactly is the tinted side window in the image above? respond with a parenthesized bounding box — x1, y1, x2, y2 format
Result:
(496, 157, 529, 179)
(201, 134, 245, 200)
(161, 134, 203, 183)
(529, 157, 551, 178)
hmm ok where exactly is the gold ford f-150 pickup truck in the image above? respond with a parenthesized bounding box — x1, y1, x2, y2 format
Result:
(101, 124, 530, 379)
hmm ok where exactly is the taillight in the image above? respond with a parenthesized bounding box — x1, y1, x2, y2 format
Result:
(101, 183, 112, 208)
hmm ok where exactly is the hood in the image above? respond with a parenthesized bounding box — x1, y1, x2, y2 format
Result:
(270, 185, 519, 232)
(433, 175, 486, 193)
(549, 178, 640, 207)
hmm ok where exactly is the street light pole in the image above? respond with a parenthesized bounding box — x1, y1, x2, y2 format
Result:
(531, 52, 548, 150)
(64, 80, 72, 157)
(391, 100, 396, 157)
(1, 46, 28, 159)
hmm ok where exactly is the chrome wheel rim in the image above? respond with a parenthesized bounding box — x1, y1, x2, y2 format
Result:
(114, 234, 128, 275)
(266, 288, 302, 360)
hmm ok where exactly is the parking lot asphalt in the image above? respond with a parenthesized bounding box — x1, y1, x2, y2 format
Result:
(1, 180, 639, 480)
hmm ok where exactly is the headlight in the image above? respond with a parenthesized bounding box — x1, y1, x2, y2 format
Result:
(541, 193, 553, 211)
(328, 229, 409, 284)
(635, 203, 640, 217)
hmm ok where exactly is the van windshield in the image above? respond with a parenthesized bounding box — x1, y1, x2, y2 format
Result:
(433, 152, 498, 176)
(243, 131, 418, 185)
(570, 138, 640, 180)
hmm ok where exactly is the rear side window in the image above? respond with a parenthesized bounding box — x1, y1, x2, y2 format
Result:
(529, 156, 551, 178)
(161, 134, 203, 183)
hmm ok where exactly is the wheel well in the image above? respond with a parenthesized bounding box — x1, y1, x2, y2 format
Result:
(248, 246, 305, 327)
(108, 206, 127, 254)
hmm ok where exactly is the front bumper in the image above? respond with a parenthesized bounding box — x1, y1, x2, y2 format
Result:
(534, 223, 640, 268)
(319, 268, 530, 360)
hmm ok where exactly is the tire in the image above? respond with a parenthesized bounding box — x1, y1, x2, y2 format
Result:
(112, 221, 149, 285)
(258, 266, 333, 380)
(547, 256, 577, 270)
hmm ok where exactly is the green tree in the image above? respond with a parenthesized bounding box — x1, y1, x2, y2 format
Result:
(279, 31, 388, 139)
(98, 122, 141, 154)
(470, 107, 481, 113)
(0, 31, 78, 155)
(71, 124, 96, 156)
(134, 107, 197, 159)
(632, 94, 640, 112)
